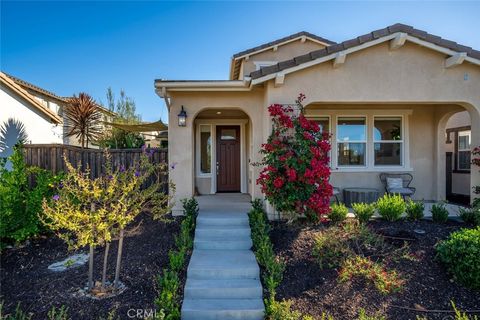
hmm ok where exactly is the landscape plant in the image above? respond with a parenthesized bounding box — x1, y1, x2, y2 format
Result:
(376, 194, 405, 221)
(64, 93, 103, 148)
(338, 255, 404, 294)
(431, 202, 449, 223)
(155, 197, 198, 320)
(472, 146, 480, 208)
(459, 207, 480, 226)
(256, 94, 333, 221)
(352, 202, 376, 224)
(0, 146, 62, 247)
(405, 199, 424, 221)
(436, 227, 480, 290)
(42, 148, 173, 292)
(328, 203, 348, 223)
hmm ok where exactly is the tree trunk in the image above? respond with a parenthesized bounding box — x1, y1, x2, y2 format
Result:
(88, 244, 94, 290)
(101, 242, 110, 289)
(114, 228, 124, 288)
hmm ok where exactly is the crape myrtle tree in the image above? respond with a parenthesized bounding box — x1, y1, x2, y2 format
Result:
(42, 148, 174, 293)
(256, 94, 333, 221)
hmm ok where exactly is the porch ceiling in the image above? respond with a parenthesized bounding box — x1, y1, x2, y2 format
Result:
(195, 108, 249, 119)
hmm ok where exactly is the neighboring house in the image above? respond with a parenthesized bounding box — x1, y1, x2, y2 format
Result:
(445, 111, 472, 205)
(156, 23, 480, 216)
(0, 72, 63, 159)
(0, 72, 115, 152)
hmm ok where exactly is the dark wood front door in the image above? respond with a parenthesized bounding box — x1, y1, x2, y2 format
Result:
(216, 126, 241, 192)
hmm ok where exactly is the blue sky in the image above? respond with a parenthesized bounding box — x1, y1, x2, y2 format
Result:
(2, 1, 479, 123)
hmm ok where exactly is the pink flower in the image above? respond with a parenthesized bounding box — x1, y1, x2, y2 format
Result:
(273, 177, 284, 188)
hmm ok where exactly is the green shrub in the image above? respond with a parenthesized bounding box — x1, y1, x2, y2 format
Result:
(155, 269, 180, 319)
(0, 146, 63, 247)
(436, 227, 480, 290)
(459, 207, 480, 226)
(181, 197, 199, 216)
(313, 228, 352, 269)
(352, 203, 375, 224)
(405, 200, 424, 221)
(168, 249, 186, 272)
(358, 309, 385, 320)
(329, 203, 348, 223)
(376, 194, 405, 221)
(431, 202, 449, 223)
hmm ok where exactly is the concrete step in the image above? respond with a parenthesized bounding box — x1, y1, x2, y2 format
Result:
(197, 212, 249, 227)
(195, 225, 251, 238)
(181, 298, 264, 320)
(187, 249, 260, 280)
(184, 279, 262, 299)
(194, 234, 252, 250)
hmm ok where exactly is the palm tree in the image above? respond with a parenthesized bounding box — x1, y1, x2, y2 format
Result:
(64, 93, 103, 148)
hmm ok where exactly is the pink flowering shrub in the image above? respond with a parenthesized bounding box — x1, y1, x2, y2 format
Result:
(256, 94, 333, 221)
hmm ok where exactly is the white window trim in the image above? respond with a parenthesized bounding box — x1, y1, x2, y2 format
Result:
(373, 115, 405, 167)
(194, 118, 248, 194)
(336, 116, 368, 168)
(254, 61, 277, 70)
(306, 109, 412, 172)
(457, 130, 471, 171)
(196, 124, 212, 177)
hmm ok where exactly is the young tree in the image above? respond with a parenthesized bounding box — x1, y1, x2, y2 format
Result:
(42, 149, 173, 293)
(64, 93, 103, 148)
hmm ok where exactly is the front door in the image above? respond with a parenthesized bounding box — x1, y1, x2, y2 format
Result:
(216, 126, 241, 192)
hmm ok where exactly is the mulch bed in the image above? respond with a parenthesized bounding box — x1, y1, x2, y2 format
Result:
(1, 213, 185, 320)
(270, 219, 480, 320)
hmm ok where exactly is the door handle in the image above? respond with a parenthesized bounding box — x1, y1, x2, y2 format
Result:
(216, 162, 219, 175)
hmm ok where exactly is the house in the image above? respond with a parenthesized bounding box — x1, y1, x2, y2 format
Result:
(155, 23, 480, 216)
(0, 72, 63, 158)
(0, 72, 115, 156)
(445, 111, 472, 205)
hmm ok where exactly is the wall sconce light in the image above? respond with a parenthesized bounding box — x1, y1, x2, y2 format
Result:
(178, 105, 187, 127)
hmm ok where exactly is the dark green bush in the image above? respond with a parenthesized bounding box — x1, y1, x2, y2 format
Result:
(329, 203, 348, 223)
(436, 227, 480, 290)
(405, 200, 424, 221)
(431, 202, 449, 223)
(352, 203, 375, 224)
(459, 207, 480, 226)
(0, 146, 62, 247)
(376, 194, 405, 221)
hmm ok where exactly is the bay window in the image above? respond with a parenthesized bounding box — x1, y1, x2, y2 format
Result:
(337, 117, 366, 166)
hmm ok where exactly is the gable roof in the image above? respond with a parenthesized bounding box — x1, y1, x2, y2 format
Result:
(0, 72, 62, 124)
(3, 72, 68, 104)
(230, 31, 335, 80)
(249, 23, 480, 81)
(232, 31, 336, 59)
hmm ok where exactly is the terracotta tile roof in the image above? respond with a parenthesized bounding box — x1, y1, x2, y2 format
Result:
(249, 23, 480, 80)
(3, 72, 68, 103)
(232, 31, 336, 59)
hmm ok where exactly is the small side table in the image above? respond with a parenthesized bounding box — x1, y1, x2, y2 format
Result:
(343, 188, 379, 207)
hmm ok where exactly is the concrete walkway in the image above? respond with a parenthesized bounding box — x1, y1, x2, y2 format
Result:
(181, 194, 264, 320)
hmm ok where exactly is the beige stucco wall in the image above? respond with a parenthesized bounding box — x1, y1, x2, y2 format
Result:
(241, 39, 326, 77)
(165, 39, 480, 215)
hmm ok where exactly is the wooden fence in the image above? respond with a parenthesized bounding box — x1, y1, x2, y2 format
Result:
(23, 144, 169, 191)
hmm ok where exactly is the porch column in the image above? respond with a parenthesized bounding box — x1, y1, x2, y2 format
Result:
(169, 103, 195, 215)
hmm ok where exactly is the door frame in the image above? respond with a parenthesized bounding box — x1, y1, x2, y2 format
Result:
(195, 118, 248, 194)
(216, 125, 241, 192)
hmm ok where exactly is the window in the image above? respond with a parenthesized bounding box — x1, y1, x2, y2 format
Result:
(220, 129, 237, 140)
(457, 130, 471, 171)
(314, 117, 330, 133)
(200, 125, 211, 174)
(374, 117, 403, 166)
(254, 61, 277, 70)
(337, 117, 366, 166)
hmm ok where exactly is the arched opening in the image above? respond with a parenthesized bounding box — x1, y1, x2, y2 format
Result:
(192, 108, 252, 196)
(443, 111, 472, 205)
